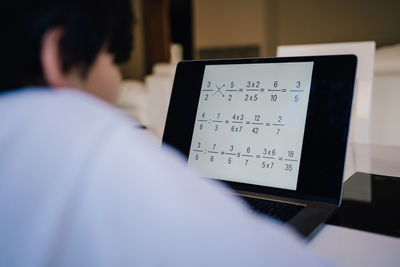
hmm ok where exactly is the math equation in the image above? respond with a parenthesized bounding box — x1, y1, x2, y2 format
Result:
(188, 62, 314, 190)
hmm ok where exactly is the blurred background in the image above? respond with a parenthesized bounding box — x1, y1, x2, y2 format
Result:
(116, 0, 400, 151)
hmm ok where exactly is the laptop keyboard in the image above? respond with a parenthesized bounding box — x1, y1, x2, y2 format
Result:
(241, 196, 304, 222)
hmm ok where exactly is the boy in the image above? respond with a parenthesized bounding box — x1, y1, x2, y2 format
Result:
(0, 0, 330, 266)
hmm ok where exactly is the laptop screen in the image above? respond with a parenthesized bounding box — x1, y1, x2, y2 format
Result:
(163, 55, 357, 204)
(187, 62, 313, 190)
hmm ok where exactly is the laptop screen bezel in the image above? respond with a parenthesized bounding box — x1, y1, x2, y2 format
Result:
(162, 55, 357, 205)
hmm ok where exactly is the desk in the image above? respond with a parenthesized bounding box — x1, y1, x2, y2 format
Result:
(309, 143, 400, 267)
(310, 225, 400, 266)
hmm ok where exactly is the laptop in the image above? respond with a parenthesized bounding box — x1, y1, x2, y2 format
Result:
(162, 55, 357, 238)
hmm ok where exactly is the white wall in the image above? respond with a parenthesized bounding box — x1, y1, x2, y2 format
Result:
(193, 0, 267, 57)
(193, 0, 400, 57)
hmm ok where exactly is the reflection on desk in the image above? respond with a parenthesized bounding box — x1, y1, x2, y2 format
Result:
(310, 143, 400, 267)
(329, 172, 400, 237)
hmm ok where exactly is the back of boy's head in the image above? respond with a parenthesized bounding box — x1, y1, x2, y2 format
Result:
(0, 0, 133, 92)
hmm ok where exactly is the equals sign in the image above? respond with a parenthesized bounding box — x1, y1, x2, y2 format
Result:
(221, 151, 225, 155)
(239, 88, 244, 92)
(266, 123, 271, 126)
(260, 88, 265, 92)
(256, 155, 261, 158)
(282, 89, 287, 92)
(278, 157, 283, 161)
(246, 121, 251, 125)
(225, 120, 229, 123)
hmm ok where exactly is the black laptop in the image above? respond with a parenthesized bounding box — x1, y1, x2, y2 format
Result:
(162, 55, 357, 238)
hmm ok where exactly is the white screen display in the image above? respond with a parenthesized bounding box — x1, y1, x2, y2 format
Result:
(188, 62, 314, 190)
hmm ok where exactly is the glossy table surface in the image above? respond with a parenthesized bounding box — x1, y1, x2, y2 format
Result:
(308, 143, 400, 267)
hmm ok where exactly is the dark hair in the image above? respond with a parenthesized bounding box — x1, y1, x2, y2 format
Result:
(0, 0, 133, 92)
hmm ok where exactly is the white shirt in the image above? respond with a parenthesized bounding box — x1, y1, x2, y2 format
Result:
(0, 88, 332, 266)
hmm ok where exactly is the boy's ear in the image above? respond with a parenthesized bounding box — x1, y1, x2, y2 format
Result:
(40, 28, 70, 87)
